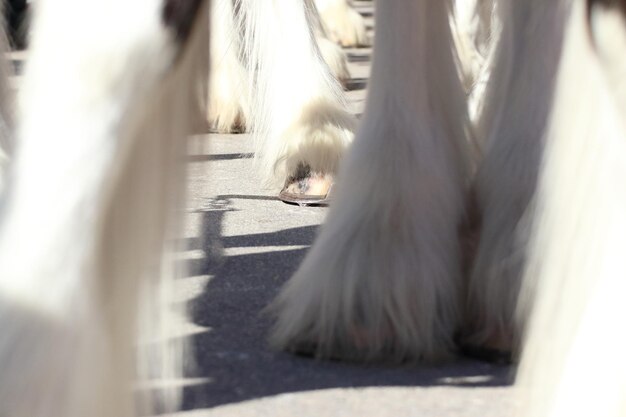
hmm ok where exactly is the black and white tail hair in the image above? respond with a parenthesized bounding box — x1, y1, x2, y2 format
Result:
(0, 0, 208, 416)
(270, 0, 472, 362)
(239, 0, 356, 185)
(517, 0, 626, 415)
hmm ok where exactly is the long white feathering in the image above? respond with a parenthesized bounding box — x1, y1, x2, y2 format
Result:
(517, 1, 626, 416)
(270, 0, 471, 362)
(237, 0, 356, 186)
(0, 1, 209, 416)
(462, 0, 568, 354)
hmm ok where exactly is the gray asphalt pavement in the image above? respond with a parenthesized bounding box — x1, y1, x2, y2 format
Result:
(173, 3, 517, 415)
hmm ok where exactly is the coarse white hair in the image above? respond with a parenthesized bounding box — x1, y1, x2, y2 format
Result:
(238, 0, 356, 186)
(269, 0, 625, 373)
(269, 0, 472, 362)
(0, 1, 209, 416)
(462, 0, 567, 355)
(516, 0, 626, 416)
(207, 0, 250, 133)
(207, 0, 351, 135)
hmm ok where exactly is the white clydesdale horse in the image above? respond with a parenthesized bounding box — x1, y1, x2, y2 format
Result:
(271, 0, 626, 416)
(0, 1, 624, 417)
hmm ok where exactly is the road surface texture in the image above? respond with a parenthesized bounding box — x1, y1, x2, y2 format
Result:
(174, 2, 518, 416)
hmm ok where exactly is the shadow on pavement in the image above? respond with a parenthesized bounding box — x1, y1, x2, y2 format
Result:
(347, 52, 372, 63)
(178, 196, 513, 410)
(186, 153, 255, 163)
(346, 77, 368, 91)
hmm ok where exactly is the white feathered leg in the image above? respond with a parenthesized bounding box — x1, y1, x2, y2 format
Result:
(517, 1, 626, 416)
(461, 0, 567, 357)
(0, 1, 208, 416)
(208, 0, 250, 133)
(315, 0, 370, 47)
(207, 0, 350, 134)
(241, 0, 356, 199)
(270, 0, 471, 362)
